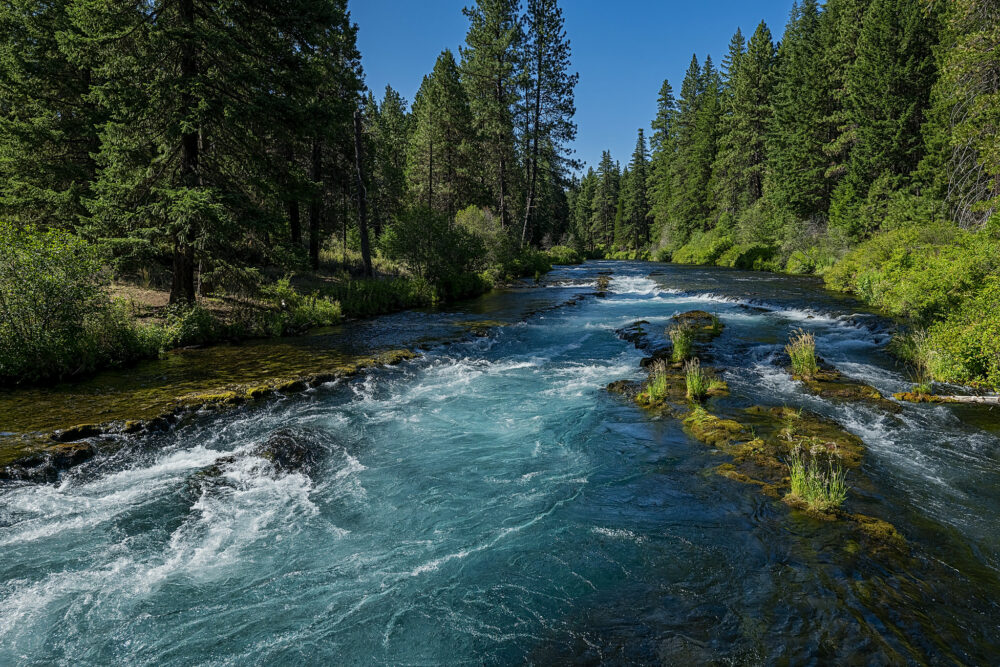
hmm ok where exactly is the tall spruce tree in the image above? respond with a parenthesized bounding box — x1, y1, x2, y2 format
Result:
(623, 128, 650, 248)
(0, 0, 99, 228)
(66, 0, 362, 299)
(591, 150, 619, 247)
(648, 79, 678, 242)
(519, 0, 578, 245)
(461, 0, 521, 229)
(766, 0, 832, 222)
(829, 0, 940, 239)
(407, 50, 476, 218)
(712, 21, 774, 218)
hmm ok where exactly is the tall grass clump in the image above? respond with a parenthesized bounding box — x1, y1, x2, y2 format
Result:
(684, 358, 708, 400)
(669, 323, 695, 362)
(787, 447, 848, 511)
(786, 328, 819, 378)
(644, 359, 670, 401)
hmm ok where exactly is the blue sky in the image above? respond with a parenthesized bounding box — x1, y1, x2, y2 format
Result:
(349, 0, 793, 174)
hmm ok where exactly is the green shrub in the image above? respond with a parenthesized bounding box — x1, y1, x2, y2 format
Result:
(668, 323, 695, 362)
(786, 329, 819, 379)
(163, 302, 219, 346)
(671, 229, 733, 265)
(825, 223, 999, 322)
(381, 207, 483, 286)
(715, 243, 779, 271)
(0, 223, 156, 384)
(545, 245, 583, 265)
(925, 276, 1000, 389)
(787, 448, 848, 511)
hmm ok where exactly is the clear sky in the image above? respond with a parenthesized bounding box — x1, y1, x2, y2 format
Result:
(349, 0, 794, 174)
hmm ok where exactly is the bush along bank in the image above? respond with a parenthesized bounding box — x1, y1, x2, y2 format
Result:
(0, 219, 587, 387)
(652, 221, 1000, 395)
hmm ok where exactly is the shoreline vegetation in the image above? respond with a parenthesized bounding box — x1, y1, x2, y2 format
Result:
(2, 0, 997, 397)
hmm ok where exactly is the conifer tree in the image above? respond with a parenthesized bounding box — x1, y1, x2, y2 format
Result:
(519, 0, 578, 245)
(461, 0, 521, 229)
(648, 79, 678, 241)
(407, 50, 476, 218)
(712, 21, 774, 218)
(623, 128, 650, 248)
(766, 0, 832, 222)
(591, 150, 619, 247)
(830, 0, 940, 239)
(0, 0, 99, 228)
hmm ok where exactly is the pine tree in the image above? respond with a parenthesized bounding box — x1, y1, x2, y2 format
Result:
(519, 0, 578, 245)
(66, 0, 362, 298)
(920, 0, 999, 227)
(407, 50, 476, 218)
(0, 0, 99, 228)
(591, 150, 619, 247)
(461, 0, 521, 229)
(711, 29, 748, 219)
(623, 128, 650, 248)
(766, 0, 832, 222)
(712, 21, 775, 218)
(648, 79, 678, 242)
(830, 0, 940, 239)
(668, 55, 721, 242)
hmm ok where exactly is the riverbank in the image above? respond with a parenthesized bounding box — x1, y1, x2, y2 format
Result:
(652, 222, 1000, 393)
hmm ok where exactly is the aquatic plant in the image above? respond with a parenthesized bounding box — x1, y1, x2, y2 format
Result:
(644, 359, 670, 402)
(668, 323, 695, 362)
(685, 358, 709, 400)
(787, 447, 848, 512)
(786, 329, 819, 379)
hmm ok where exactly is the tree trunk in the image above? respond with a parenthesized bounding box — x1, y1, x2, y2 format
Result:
(170, 0, 198, 305)
(309, 139, 322, 270)
(353, 110, 374, 278)
(521, 50, 543, 247)
(285, 145, 301, 244)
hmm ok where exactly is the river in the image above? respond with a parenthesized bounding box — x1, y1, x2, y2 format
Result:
(1, 260, 997, 664)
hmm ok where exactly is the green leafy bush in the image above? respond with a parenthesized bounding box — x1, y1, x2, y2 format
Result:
(0, 223, 157, 384)
(671, 229, 733, 265)
(545, 245, 583, 265)
(381, 207, 483, 286)
(825, 223, 999, 322)
(925, 276, 1000, 389)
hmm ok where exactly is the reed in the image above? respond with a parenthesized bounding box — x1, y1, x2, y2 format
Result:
(786, 329, 819, 379)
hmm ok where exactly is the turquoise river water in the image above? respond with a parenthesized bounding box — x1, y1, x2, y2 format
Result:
(1, 261, 998, 664)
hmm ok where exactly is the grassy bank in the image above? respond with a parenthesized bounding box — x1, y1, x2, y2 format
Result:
(658, 222, 1000, 391)
(0, 222, 585, 387)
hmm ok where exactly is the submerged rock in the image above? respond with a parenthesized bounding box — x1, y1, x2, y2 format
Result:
(0, 440, 97, 483)
(251, 428, 323, 474)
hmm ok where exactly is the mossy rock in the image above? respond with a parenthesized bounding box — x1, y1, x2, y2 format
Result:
(850, 513, 906, 550)
(670, 310, 724, 343)
(605, 379, 643, 399)
(743, 405, 865, 467)
(1, 440, 96, 483)
(683, 407, 747, 447)
(55, 423, 103, 442)
(791, 367, 897, 411)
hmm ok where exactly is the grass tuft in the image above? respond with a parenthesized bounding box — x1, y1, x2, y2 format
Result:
(787, 447, 848, 511)
(669, 324, 695, 362)
(786, 328, 819, 379)
(685, 358, 708, 400)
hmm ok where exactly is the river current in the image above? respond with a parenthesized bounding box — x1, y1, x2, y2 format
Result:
(1, 260, 998, 664)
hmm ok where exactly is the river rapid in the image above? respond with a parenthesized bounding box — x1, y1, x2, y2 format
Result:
(1, 260, 998, 664)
